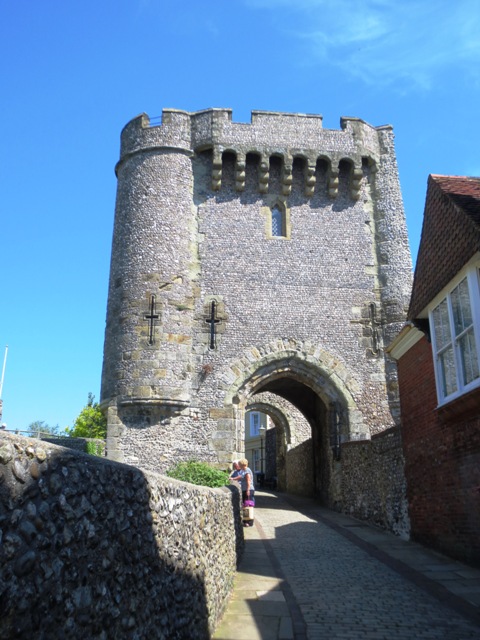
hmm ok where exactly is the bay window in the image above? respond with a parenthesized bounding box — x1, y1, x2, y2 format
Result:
(430, 267, 480, 404)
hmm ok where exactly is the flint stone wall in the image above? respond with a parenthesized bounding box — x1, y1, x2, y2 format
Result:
(0, 433, 243, 640)
(40, 436, 105, 455)
(340, 427, 410, 538)
(285, 439, 316, 497)
(102, 109, 413, 476)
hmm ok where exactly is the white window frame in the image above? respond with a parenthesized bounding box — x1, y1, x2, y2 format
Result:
(429, 263, 480, 405)
(249, 411, 260, 437)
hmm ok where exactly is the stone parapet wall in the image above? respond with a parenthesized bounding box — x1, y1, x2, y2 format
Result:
(119, 109, 386, 170)
(340, 427, 410, 538)
(39, 436, 105, 454)
(0, 433, 243, 639)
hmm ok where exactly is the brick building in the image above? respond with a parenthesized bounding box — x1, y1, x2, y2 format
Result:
(389, 175, 480, 565)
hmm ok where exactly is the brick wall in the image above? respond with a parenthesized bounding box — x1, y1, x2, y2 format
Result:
(398, 336, 480, 566)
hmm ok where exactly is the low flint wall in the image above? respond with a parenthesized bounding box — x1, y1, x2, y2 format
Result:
(0, 433, 243, 639)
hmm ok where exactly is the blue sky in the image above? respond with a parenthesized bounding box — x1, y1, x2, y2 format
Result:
(1, 0, 479, 432)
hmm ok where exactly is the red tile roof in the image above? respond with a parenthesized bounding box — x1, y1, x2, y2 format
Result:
(408, 175, 480, 319)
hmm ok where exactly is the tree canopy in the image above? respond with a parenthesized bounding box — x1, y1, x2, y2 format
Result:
(27, 421, 63, 437)
(66, 393, 107, 439)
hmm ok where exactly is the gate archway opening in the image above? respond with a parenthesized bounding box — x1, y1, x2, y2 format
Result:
(227, 348, 367, 505)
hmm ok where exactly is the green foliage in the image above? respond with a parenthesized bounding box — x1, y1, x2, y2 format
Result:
(66, 393, 107, 439)
(166, 460, 230, 488)
(27, 421, 64, 437)
(85, 440, 106, 457)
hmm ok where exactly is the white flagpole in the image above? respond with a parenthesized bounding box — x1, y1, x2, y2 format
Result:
(0, 345, 8, 399)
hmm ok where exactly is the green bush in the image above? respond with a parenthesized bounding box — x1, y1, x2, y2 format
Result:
(166, 460, 229, 488)
(66, 393, 107, 439)
(85, 440, 105, 457)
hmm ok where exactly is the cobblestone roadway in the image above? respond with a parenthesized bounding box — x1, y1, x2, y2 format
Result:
(255, 494, 480, 640)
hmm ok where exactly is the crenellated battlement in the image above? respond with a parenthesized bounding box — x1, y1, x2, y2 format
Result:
(117, 108, 386, 199)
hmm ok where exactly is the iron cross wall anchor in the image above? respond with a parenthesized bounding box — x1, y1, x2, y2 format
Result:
(350, 302, 382, 357)
(368, 302, 381, 356)
(144, 295, 159, 345)
(205, 300, 220, 349)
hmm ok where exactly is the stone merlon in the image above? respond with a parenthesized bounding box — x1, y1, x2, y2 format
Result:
(116, 108, 389, 176)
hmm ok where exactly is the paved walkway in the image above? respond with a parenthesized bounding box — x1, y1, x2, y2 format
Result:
(213, 491, 480, 640)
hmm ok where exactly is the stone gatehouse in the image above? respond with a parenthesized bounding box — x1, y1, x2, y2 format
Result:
(101, 108, 412, 519)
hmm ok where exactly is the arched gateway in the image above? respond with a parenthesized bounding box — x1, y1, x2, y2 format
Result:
(101, 108, 412, 510)
(225, 340, 367, 502)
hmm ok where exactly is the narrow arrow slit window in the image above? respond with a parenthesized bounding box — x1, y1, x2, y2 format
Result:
(271, 206, 285, 237)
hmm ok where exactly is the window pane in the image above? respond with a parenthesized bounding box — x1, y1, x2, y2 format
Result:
(272, 207, 283, 236)
(432, 299, 451, 350)
(250, 412, 260, 436)
(439, 346, 457, 397)
(451, 278, 473, 336)
(431, 270, 480, 401)
(459, 328, 480, 385)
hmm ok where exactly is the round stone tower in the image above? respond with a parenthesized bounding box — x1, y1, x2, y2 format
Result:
(101, 112, 199, 463)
